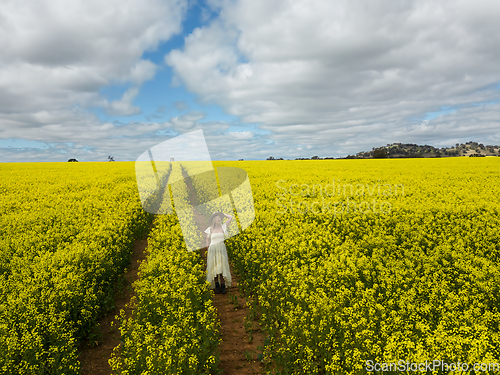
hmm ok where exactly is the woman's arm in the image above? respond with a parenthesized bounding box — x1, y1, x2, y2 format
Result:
(224, 213, 233, 228)
(205, 233, 211, 248)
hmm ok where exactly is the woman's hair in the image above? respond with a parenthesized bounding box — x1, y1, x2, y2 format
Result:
(210, 215, 223, 231)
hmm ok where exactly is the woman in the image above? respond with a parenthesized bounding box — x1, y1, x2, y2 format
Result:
(204, 211, 233, 294)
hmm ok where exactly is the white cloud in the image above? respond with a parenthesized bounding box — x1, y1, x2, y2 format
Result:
(166, 0, 500, 154)
(0, 115, 274, 161)
(3, 0, 500, 162)
(169, 111, 209, 132)
(407, 120, 436, 134)
(229, 131, 254, 140)
(129, 60, 158, 85)
(104, 87, 141, 116)
(0, 0, 188, 135)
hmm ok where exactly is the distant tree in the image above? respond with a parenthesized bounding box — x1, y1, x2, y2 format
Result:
(373, 148, 387, 158)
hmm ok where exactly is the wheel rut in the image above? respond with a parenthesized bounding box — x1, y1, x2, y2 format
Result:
(78, 218, 155, 374)
(182, 168, 266, 375)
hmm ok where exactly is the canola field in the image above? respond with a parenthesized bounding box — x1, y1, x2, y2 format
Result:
(222, 158, 500, 374)
(1, 158, 500, 374)
(0, 162, 151, 374)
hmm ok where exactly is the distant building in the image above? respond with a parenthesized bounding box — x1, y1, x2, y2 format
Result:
(170, 157, 174, 162)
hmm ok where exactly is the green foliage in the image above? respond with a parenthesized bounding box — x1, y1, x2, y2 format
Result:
(373, 148, 387, 158)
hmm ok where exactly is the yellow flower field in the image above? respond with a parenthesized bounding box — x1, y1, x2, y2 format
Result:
(219, 157, 500, 374)
(0, 162, 152, 374)
(1, 157, 499, 374)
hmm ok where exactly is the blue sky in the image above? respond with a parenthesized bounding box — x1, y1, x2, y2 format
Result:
(91, 2, 239, 125)
(1, 0, 500, 162)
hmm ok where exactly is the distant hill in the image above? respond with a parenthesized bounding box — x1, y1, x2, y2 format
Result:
(348, 141, 500, 159)
(265, 141, 500, 160)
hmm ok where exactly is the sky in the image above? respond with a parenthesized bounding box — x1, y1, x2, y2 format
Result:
(1, 0, 500, 162)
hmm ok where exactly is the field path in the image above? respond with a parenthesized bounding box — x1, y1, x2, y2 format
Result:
(182, 169, 266, 375)
(79, 166, 266, 374)
(78, 219, 155, 374)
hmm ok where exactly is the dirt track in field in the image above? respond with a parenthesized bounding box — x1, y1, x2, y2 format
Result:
(184, 168, 266, 375)
(78, 167, 267, 374)
(78, 219, 153, 374)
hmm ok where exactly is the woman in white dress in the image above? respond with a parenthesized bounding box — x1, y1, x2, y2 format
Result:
(204, 211, 233, 294)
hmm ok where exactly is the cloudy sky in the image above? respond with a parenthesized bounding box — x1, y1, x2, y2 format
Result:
(1, 0, 500, 162)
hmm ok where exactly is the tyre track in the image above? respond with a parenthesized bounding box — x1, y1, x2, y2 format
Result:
(182, 169, 266, 375)
(78, 218, 155, 374)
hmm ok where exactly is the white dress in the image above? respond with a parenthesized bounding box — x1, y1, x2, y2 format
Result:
(205, 222, 232, 289)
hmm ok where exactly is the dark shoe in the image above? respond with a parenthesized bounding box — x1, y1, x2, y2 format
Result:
(221, 284, 226, 294)
(215, 282, 221, 294)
